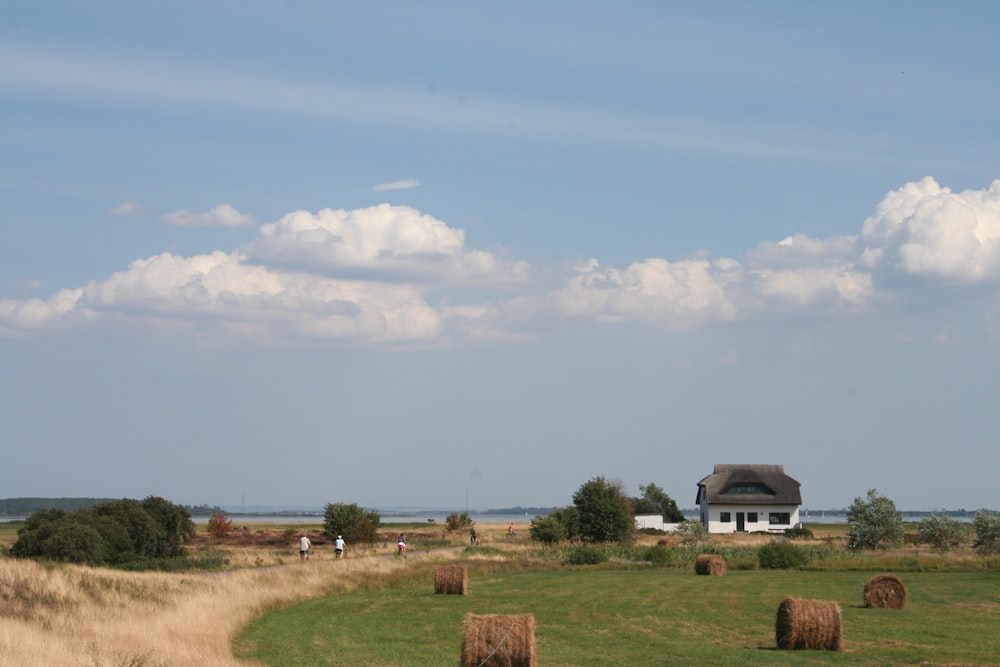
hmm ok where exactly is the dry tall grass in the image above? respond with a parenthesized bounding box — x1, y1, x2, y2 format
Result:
(0, 550, 439, 666)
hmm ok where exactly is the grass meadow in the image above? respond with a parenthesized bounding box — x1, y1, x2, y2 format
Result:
(233, 563, 1000, 666)
(2, 521, 999, 666)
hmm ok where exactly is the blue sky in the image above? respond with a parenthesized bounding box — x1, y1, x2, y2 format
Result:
(2, 2, 998, 512)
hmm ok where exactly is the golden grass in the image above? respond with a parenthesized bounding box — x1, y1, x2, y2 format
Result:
(0, 548, 452, 666)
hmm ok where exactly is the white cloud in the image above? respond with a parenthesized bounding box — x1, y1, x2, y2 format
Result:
(4, 179, 1000, 343)
(160, 204, 257, 228)
(860, 177, 1000, 282)
(111, 201, 151, 216)
(244, 204, 528, 284)
(372, 179, 420, 191)
(2, 251, 442, 343)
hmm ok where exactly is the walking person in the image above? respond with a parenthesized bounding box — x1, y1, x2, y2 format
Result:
(299, 533, 312, 560)
(335, 534, 345, 559)
(470, 527, 477, 545)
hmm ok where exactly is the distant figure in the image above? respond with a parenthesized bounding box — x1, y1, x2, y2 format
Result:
(470, 527, 477, 545)
(335, 535, 345, 559)
(299, 534, 312, 560)
(397, 533, 406, 556)
(508, 523, 516, 537)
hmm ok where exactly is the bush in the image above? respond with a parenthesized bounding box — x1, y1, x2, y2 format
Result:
(10, 498, 194, 567)
(973, 510, 1000, 555)
(529, 516, 566, 544)
(323, 502, 381, 544)
(847, 489, 904, 551)
(758, 541, 810, 569)
(548, 506, 581, 541)
(783, 525, 814, 539)
(444, 511, 473, 533)
(672, 521, 707, 546)
(916, 514, 970, 551)
(207, 511, 234, 537)
(641, 545, 672, 565)
(564, 544, 609, 565)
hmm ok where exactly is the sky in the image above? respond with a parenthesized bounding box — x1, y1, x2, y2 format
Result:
(2, 2, 999, 513)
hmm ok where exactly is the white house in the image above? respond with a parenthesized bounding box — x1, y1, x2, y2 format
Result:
(695, 464, 802, 534)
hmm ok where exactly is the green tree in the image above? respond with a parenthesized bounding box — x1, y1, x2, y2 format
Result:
(528, 515, 567, 544)
(93, 499, 164, 561)
(631, 483, 684, 523)
(846, 489, 904, 551)
(142, 496, 195, 556)
(572, 476, 633, 543)
(916, 514, 970, 551)
(547, 506, 581, 541)
(323, 503, 381, 544)
(972, 509, 1000, 555)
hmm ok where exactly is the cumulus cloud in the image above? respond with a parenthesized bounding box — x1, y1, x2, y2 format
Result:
(859, 177, 1000, 283)
(160, 204, 257, 228)
(244, 204, 528, 284)
(372, 179, 420, 191)
(1, 251, 441, 342)
(111, 201, 151, 216)
(4, 178, 1000, 343)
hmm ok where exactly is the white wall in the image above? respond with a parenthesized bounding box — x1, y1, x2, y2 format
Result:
(634, 515, 681, 532)
(700, 504, 800, 534)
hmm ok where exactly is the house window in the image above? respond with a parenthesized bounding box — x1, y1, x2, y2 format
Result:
(769, 512, 791, 525)
(720, 512, 731, 522)
(721, 483, 775, 495)
(747, 512, 758, 523)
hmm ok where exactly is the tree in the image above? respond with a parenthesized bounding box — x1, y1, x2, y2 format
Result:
(207, 511, 234, 537)
(323, 503, 381, 544)
(916, 514, 970, 551)
(10, 498, 194, 566)
(572, 476, 633, 543)
(547, 506, 581, 541)
(672, 520, 707, 546)
(529, 515, 567, 544)
(846, 489, 903, 551)
(142, 496, 195, 556)
(972, 509, 1000, 555)
(631, 483, 684, 523)
(444, 511, 474, 533)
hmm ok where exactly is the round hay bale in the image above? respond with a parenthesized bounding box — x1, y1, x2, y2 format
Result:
(863, 573, 907, 609)
(461, 613, 536, 667)
(775, 598, 842, 651)
(694, 554, 726, 575)
(434, 565, 468, 595)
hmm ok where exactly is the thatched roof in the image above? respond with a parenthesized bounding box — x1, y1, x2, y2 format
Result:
(696, 464, 801, 505)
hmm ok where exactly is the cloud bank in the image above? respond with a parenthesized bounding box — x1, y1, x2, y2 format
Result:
(3, 178, 999, 342)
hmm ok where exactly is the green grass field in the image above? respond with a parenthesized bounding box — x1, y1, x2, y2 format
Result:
(232, 562, 1000, 666)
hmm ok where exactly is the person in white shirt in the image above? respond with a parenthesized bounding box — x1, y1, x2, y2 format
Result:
(335, 535, 345, 558)
(299, 534, 312, 560)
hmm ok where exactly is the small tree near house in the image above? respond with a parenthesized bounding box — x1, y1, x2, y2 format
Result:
(847, 489, 904, 551)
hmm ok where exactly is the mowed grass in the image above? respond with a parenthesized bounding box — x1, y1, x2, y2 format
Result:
(233, 564, 1000, 666)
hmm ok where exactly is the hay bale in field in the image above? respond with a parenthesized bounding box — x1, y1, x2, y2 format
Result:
(863, 573, 907, 609)
(694, 554, 726, 575)
(434, 565, 468, 595)
(461, 613, 536, 667)
(775, 598, 842, 651)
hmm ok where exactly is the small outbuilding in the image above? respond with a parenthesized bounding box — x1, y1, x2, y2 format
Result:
(696, 464, 802, 533)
